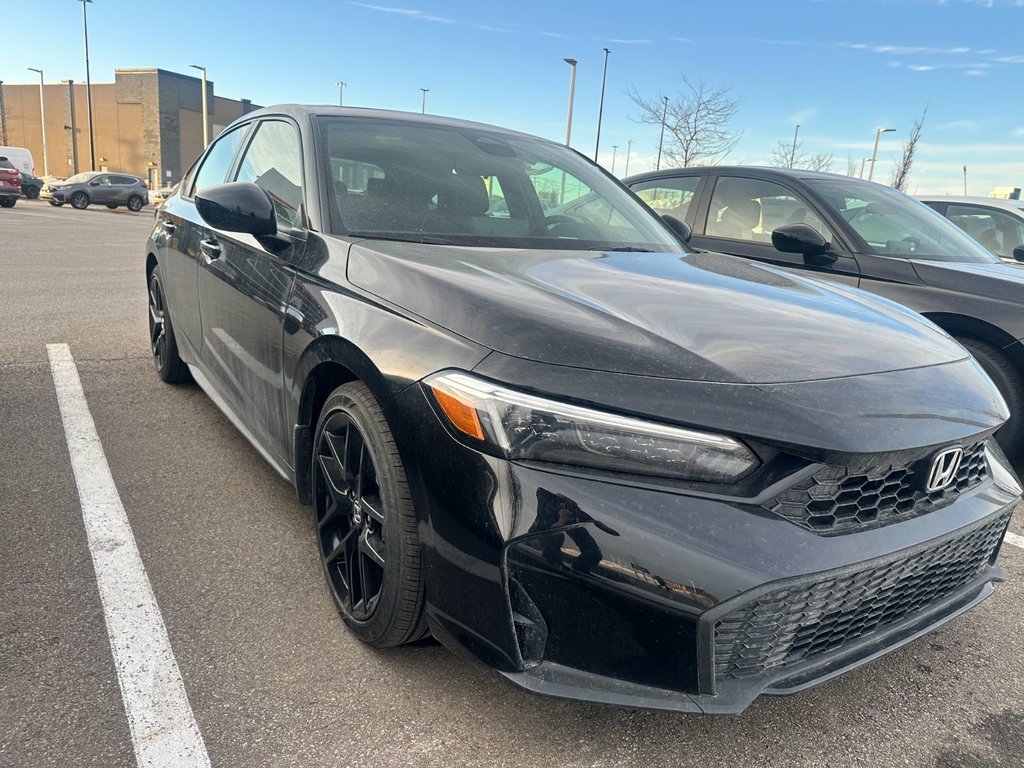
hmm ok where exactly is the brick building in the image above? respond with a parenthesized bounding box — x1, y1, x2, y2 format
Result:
(0, 68, 259, 187)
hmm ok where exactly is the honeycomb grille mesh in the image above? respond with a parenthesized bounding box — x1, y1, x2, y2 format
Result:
(765, 441, 988, 535)
(713, 509, 1011, 681)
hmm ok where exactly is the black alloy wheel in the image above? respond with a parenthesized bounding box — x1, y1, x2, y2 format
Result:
(70, 191, 89, 209)
(313, 382, 426, 647)
(0, 198, 15, 208)
(106, 204, 118, 209)
(147, 266, 188, 383)
(127, 195, 144, 212)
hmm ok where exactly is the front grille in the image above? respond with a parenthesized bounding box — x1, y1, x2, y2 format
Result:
(713, 508, 1011, 682)
(765, 440, 988, 535)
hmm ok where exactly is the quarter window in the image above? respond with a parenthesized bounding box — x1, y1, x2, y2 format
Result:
(234, 120, 305, 230)
(190, 125, 247, 198)
(945, 204, 1024, 259)
(631, 177, 700, 221)
(706, 176, 831, 243)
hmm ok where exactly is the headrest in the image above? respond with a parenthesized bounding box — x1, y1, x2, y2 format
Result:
(438, 172, 489, 215)
(723, 197, 761, 228)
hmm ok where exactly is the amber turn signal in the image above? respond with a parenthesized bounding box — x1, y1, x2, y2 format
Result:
(431, 386, 485, 441)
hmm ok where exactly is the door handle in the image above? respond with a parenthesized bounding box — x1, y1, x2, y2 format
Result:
(161, 220, 176, 233)
(200, 237, 222, 262)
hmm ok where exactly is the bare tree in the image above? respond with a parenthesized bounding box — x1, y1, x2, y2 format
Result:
(629, 77, 741, 167)
(767, 138, 834, 172)
(891, 108, 927, 192)
(846, 152, 859, 177)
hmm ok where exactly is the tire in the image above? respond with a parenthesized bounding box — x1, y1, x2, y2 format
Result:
(312, 381, 427, 647)
(127, 195, 144, 212)
(70, 191, 89, 209)
(25, 186, 39, 200)
(106, 204, 118, 209)
(956, 336, 1024, 464)
(148, 265, 189, 383)
(0, 197, 15, 208)
(50, 200, 64, 207)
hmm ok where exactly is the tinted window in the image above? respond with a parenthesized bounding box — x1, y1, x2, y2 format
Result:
(706, 176, 830, 242)
(0, 159, 14, 170)
(807, 179, 998, 263)
(632, 177, 700, 222)
(945, 204, 1024, 259)
(234, 120, 304, 230)
(190, 126, 247, 198)
(319, 117, 681, 252)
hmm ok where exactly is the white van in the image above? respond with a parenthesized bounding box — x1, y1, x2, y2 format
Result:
(0, 146, 35, 175)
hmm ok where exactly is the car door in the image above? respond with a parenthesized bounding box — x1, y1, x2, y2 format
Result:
(88, 174, 114, 204)
(196, 118, 306, 465)
(158, 123, 251, 359)
(689, 174, 860, 287)
(113, 175, 134, 204)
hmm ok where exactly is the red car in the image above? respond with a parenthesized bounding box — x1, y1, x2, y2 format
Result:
(0, 157, 22, 207)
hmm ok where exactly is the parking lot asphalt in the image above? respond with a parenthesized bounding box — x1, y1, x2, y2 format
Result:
(2, 198, 1023, 767)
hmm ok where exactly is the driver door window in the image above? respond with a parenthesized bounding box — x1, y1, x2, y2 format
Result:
(705, 176, 831, 243)
(945, 204, 1024, 259)
(234, 120, 305, 231)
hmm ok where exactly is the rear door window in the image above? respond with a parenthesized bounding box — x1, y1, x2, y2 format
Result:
(945, 204, 1024, 259)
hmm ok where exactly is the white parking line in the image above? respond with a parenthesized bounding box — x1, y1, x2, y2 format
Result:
(46, 344, 210, 768)
(1006, 531, 1024, 549)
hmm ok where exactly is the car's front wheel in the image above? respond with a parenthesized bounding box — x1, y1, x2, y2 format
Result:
(25, 186, 39, 199)
(957, 336, 1024, 465)
(127, 195, 144, 212)
(106, 204, 118, 209)
(312, 382, 427, 647)
(70, 191, 89, 209)
(0, 197, 15, 208)
(49, 200, 63, 207)
(148, 265, 189, 383)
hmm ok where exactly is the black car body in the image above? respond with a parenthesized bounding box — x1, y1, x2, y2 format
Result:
(625, 166, 1024, 467)
(145, 106, 1020, 714)
(42, 171, 148, 210)
(20, 171, 43, 199)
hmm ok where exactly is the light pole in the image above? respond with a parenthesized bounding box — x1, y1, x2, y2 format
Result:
(79, 0, 95, 170)
(656, 96, 669, 170)
(624, 139, 634, 177)
(26, 68, 48, 177)
(867, 127, 895, 182)
(63, 80, 79, 174)
(420, 88, 429, 114)
(610, 144, 618, 175)
(594, 48, 610, 160)
(789, 123, 800, 168)
(963, 165, 968, 196)
(189, 65, 209, 147)
(336, 81, 346, 106)
(563, 57, 577, 146)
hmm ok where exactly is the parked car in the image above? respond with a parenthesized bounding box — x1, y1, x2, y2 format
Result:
(625, 166, 1024, 466)
(146, 106, 1019, 714)
(918, 195, 1024, 263)
(20, 171, 43, 199)
(41, 171, 148, 211)
(0, 145, 35, 175)
(0, 157, 22, 207)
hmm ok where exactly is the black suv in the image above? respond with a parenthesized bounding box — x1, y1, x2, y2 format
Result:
(625, 166, 1024, 465)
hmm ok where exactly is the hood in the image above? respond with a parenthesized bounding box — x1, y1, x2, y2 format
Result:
(348, 243, 967, 385)
(912, 259, 1024, 303)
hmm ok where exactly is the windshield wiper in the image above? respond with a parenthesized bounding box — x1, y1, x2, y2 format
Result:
(348, 233, 459, 246)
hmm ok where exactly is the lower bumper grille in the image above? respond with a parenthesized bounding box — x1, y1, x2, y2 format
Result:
(713, 508, 1012, 682)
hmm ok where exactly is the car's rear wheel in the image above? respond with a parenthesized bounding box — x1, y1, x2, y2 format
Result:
(957, 336, 1024, 465)
(70, 191, 89, 209)
(148, 265, 189, 383)
(127, 195, 144, 212)
(0, 197, 15, 208)
(25, 186, 39, 199)
(312, 382, 427, 647)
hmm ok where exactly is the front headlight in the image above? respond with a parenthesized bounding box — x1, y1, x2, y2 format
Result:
(424, 372, 759, 483)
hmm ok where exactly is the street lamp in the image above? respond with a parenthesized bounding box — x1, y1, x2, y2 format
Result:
(610, 144, 618, 175)
(789, 123, 800, 168)
(26, 67, 48, 177)
(336, 81, 346, 107)
(594, 48, 610, 160)
(563, 57, 577, 147)
(78, 0, 95, 170)
(189, 65, 209, 147)
(624, 139, 634, 177)
(656, 96, 669, 170)
(867, 127, 896, 182)
(420, 88, 429, 114)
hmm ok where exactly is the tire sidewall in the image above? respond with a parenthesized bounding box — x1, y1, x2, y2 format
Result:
(958, 337, 1024, 463)
(128, 195, 143, 212)
(71, 192, 89, 209)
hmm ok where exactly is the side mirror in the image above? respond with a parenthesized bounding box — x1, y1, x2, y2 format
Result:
(772, 223, 836, 267)
(661, 213, 692, 243)
(195, 182, 277, 237)
(89, 180, 100, 186)
(1013, 245, 1024, 263)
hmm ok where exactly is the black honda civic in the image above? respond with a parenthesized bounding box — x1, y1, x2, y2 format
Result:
(145, 105, 1020, 714)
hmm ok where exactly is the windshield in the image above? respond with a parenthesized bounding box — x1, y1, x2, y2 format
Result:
(63, 172, 96, 184)
(317, 117, 681, 252)
(807, 178, 998, 263)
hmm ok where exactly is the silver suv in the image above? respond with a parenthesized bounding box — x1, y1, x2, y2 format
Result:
(42, 171, 148, 211)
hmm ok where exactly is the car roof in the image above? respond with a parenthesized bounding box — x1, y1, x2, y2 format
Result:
(915, 194, 1024, 213)
(623, 165, 868, 185)
(236, 104, 563, 147)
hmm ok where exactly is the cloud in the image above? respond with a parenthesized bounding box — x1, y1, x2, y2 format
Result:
(1013, 127, 1024, 137)
(540, 31, 566, 38)
(606, 38, 651, 45)
(349, 3, 455, 23)
(789, 108, 818, 125)
(839, 42, 972, 55)
(478, 25, 511, 33)
(668, 36, 692, 43)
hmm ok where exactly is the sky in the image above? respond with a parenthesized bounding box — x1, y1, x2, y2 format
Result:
(2, 0, 1023, 195)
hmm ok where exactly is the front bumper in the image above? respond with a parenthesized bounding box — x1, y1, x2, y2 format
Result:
(40, 187, 67, 202)
(385, 383, 1019, 714)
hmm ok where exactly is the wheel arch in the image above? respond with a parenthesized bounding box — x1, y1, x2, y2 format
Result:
(922, 312, 1024, 370)
(146, 251, 158, 279)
